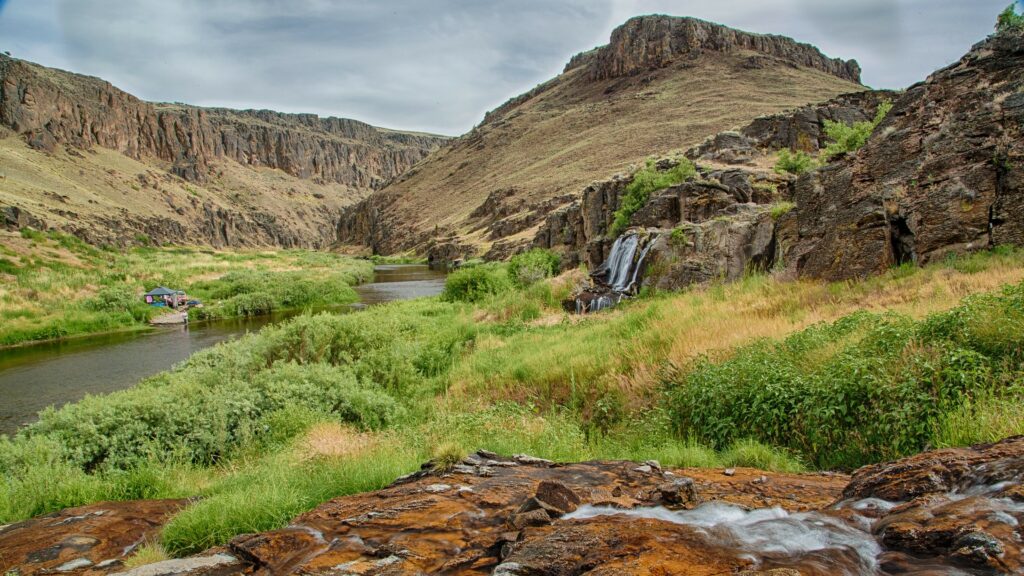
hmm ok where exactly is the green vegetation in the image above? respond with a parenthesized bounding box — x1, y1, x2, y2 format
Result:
(669, 227, 689, 247)
(997, 3, 1024, 32)
(2, 245, 1023, 556)
(769, 201, 796, 220)
(508, 249, 560, 286)
(610, 158, 696, 237)
(773, 149, 815, 175)
(821, 100, 893, 162)
(442, 263, 514, 303)
(0, 231, 372, 347)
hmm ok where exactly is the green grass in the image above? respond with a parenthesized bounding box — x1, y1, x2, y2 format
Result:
(2, 248, 1023, 555)
(0, 234, 372, 347)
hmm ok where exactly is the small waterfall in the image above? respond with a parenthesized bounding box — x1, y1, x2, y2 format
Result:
(573, 231, 657, 313)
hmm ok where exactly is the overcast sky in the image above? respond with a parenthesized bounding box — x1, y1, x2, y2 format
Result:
(0, 0, 1018, 135)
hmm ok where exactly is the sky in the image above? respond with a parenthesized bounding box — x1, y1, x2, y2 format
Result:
(0, 1, 1018, 135)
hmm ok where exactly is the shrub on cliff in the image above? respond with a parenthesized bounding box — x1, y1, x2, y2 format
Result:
(820, 100, 893, 162)
(773, 149, 815, 175)
(508, 249, 560, 286)
(610, 158, 696, 237)
(997, 3, 1024, 32)
(442, 263, 513, 302)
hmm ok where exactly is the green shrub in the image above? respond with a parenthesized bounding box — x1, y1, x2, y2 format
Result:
(820, 100, 893, 162)
(997, 3, 1024, 32)
(665, 281, 1024, 469)
(769, 201, 796, 220)
(442, 264, 513, 303)
(610, 158, 696, 237)
(773, 149, 815, 175)
(134, 233, 152, 246)
(508, 249, 560, 286)
(669, 227, 688, 247)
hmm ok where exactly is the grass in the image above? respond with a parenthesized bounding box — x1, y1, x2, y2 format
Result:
(123, 542, 170, 568)
(1, 245, 1022, 556)
(0, 231, 372, 347)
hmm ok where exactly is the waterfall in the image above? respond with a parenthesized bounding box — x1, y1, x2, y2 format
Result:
(574, 231, 657, 313)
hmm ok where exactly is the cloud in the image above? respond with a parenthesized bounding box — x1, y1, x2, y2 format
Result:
(0, 0, 1013, 134)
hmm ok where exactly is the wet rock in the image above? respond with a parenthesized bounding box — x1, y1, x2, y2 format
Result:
(0, 499, 189, 575)
(656, 477, 700, 508)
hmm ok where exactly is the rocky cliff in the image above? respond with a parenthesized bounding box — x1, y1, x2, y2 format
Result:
(545, 29, 1024, 296)
(792, 30, 1024, 280)
(337, 15, 863, 258)
(4, 438, 1022, 574)
(0, 54, 447, 247)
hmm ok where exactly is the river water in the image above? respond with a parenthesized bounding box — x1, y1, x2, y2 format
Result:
(0, 264, 445, 435)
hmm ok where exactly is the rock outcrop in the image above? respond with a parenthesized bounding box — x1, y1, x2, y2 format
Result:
(791, 30, 1024, 280)
(579, 15, 860, 83)
(0, 54, 447, 248)
(337, 15, 863, 258)
(0, 55, 445, 188)
(548, 29, 1024, 295)
(4, 437, 1022, 575)
(532, 91, 892, 282)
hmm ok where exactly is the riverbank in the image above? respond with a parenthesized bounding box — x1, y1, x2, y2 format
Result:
(0, 229, 373, 347)
(1, 247, 1023, 560)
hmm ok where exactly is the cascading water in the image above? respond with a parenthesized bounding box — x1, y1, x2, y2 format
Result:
(574, 231, 657, 313)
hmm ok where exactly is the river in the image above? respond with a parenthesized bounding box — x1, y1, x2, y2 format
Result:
(0, 264, 445, 435)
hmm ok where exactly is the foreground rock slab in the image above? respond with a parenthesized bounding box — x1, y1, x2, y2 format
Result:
(3, 438, 1022, 575)
(0, 499, 188, 575)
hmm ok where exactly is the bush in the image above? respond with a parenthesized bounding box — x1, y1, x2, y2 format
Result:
(610, 158, 696, 237)
(997, 3, 1024, 32)
(773, 150, 815, 175)
(820, 100, 893, 162)
(442, 264, 513, 303)
(508, 249, 560, 286)
(664, 281, 1024, 469)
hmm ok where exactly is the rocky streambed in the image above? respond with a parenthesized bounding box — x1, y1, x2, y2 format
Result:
(2, 437, 1023, 575)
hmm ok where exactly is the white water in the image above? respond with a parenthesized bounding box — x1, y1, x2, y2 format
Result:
(565, 503, 881, 575)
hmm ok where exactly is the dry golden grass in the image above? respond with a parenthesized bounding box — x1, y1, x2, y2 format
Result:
(372, 50, 861, 253)
(447, 253, 1024, 408)
(296, 422, 379, 461)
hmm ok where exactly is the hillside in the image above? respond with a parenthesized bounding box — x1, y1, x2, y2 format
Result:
(337, 15, 863, 259)
(0, 55, 448, 248)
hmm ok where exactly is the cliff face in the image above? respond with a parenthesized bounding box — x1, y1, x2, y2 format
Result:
(337, 14, 863, 258)
(0, 54, 447, 247)
(541, 30, 1024, 296)
(580, 15, 860, 82)
(791, 31, 1024, 280)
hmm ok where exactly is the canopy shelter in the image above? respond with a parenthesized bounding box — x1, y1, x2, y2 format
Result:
(144, 286, 187, 308)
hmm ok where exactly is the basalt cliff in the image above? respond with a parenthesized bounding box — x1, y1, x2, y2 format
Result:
(336, 15, 863, 259)
(0, 55, 447, 248)
(538, 28, 1024, 300)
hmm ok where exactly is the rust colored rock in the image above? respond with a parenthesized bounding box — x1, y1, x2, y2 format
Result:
(842, 435, 1024, 501)
(533, 480, 581, 515)
(0, 499, 188, 575)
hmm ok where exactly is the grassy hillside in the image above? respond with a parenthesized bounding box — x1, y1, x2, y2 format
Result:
(348, 44, 862, 255)
(2, 246, 1022, 558)
(0, 229, 372, 347)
